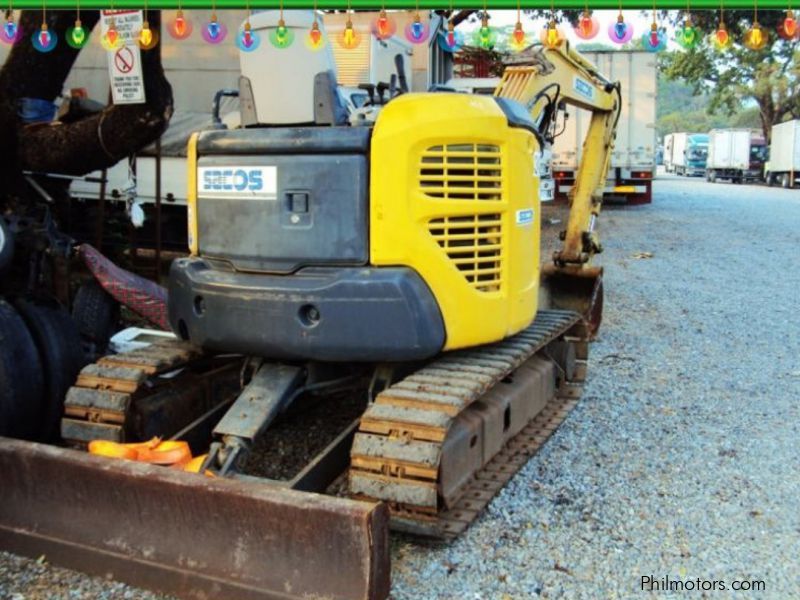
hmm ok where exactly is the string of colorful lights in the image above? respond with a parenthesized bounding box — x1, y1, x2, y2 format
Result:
(1, 5, 797, 52)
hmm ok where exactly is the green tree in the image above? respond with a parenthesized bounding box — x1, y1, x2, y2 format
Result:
(662, 10, 799, 141)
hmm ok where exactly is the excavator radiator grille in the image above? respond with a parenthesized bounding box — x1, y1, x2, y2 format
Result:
(428, 214, 503, 292)
(419, 144, 503, 201)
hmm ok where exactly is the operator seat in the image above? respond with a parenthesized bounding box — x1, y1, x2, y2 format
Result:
(238, 10, 348, 127)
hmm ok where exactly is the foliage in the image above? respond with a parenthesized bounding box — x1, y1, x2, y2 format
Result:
(660, 10, 799, 140)
(656, 74, 763, 137)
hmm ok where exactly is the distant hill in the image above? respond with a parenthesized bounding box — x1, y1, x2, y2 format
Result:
(656, 74, 760, 139)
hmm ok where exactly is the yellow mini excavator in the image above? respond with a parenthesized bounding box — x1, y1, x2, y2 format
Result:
(1, 12, 620, 600)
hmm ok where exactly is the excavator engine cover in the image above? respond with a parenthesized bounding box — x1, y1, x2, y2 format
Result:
(171, 94, 544, 361)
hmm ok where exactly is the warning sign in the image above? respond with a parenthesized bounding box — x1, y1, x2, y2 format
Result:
(102, 10, 145, 105)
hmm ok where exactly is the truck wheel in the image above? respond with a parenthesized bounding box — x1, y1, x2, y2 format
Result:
(0, 300, 44, 440)
(14, 298, 86, 442)
(72, 280, 120, 357)
(709, 171, 717, 183)
(0, 218, 13, 273)
(782, 174, 791, 189)
(766, 173, 774, 187)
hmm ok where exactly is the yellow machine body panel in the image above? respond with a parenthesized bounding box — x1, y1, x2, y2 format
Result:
(370, 93, 541, 350)
(186, 132, 199, 256)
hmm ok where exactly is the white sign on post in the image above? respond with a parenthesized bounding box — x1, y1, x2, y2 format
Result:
(102, 10, 146, 105)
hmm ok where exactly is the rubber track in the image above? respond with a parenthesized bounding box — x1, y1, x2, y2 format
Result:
(349, 309, 587, 539)
(61, 339, 202, 445)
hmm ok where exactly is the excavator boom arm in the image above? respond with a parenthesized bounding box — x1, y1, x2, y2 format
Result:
(495, 45, 621, 267)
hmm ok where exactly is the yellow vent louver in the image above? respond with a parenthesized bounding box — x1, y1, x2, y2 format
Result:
(419, 144, 502, 201)
(428, 214, 503, 292)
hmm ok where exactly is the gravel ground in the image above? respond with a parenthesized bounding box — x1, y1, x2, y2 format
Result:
(3, 174, 799, 599)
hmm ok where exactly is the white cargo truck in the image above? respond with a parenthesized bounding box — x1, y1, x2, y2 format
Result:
(551, 50, 657, 204)
(765, 119, 800, 188)
(706, 129, 767, 183)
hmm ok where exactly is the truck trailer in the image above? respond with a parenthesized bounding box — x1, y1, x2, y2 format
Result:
(551, 50, 657, 204)
(670, 132, 709, 176)
(663, 133, 674, 172)
(706, 129, 767, 184)
(765, 119, 800, 188)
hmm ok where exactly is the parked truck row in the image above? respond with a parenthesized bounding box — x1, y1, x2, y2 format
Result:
(663, 121, 799, 188)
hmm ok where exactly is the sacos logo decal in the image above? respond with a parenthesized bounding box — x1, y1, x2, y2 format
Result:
(573, 76, 595, 101)
(197, 166, 277, 199)
(204, 169, 263, 191)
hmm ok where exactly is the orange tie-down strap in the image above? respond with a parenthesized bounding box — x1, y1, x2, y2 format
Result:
(88, 438, 211, 475)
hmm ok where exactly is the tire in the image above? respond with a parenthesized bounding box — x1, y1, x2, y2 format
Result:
(0, 300, 44, 440)
(709, 171, 717, 183)
(14, 298, 87, 442)
(782, 174, 791, 189)
(72, 280, 120, 357)
(0, 218, 13, 273)
(766, 173, 775, 187)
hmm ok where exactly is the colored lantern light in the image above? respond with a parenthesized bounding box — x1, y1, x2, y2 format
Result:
(676, 17, 698, 49)
(372, 9, 396, 40)
(575, 11, 599, 40)
(338, 19, 361, 49)
(743, 22, 768, 50)
(202, 14, 228, 44)
(137, 20, 159, 50)
(711, 20, 730, 49)
(269, 19, 295, 48)
(509, 21, 528, 52)
(305, 20, 326, 50)
(66, 19, 88, 49)
(101, 20, 124, 50)
(2, 18, 18, 44)
(608, 13, 633, 44)
(437, 22, 463, 53)
(473, 15, 496, 50)
(541, 20, 563, 49)
(642, 23, 666, 52)
(779, 10, 797, 39)
(236, 22, 260, 52)
(32, 23, 57, 52)
(169, 9, 193, 40)
(404, 13, 429, 44)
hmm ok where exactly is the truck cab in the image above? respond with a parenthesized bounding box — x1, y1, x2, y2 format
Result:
(749, 142, 768, 179)
(683, 134, 708, 176)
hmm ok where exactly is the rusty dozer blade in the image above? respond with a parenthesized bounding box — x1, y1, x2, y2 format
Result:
(0, 438, 390, 600)
(540, 264, 604, 339)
